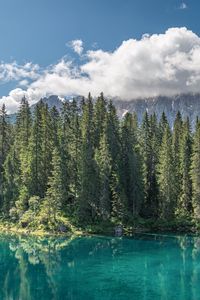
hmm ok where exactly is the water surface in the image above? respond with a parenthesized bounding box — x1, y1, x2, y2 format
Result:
(0, 233, 200, 300)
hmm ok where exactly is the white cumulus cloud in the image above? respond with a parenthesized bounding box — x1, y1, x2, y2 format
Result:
(0, 61, 40, 82)
(1, 27, 200, 113)
(69, 39, 84, 55)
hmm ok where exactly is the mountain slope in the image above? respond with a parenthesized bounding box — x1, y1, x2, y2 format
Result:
(114, 93, 200, 128)
(8, 93, 200, 128)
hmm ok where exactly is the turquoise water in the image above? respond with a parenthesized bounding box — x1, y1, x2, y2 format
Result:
(0, 234, 200, 300)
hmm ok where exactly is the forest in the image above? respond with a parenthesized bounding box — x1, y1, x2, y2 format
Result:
(0, 93, 200, 233)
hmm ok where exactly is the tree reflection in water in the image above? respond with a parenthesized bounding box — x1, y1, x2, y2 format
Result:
(0, 234, 200, 300)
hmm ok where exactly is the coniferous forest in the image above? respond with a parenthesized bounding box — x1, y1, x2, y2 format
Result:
(0, 93, 200, 233)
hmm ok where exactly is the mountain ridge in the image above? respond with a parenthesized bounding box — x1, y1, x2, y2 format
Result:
(8, 93, 200, 128)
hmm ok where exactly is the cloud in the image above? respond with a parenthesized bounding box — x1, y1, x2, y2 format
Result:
(19, 79, 29, 87)
(69, 39, 84, 55)
(0, 88, 41, 114)
(0, 61, 40, 83)
(179, 2, 187, 9)
(1, 27, 200, 113)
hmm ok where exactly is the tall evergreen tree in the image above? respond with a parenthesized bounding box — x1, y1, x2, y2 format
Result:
(178, 118, 192, 217)
(95, 132, 112, 220)
(159, 111, 168, 144)
(93, 92, 107, 148)
(172, 111, 183, 208)
(121, 113, 144, 217)
(140, 112, 159, 217)
(64, 100, 81, 202)
(2, 147, 20, 215)
(105, 101, 126, 221)
(28, 102, 44, 198)
(45, 147, 65, 222)
(78, 94, 98, 223)
(16, 97, 32, 150)
(16, 98, 32, 201)
(157, 125, 176, 220)
(0, 104, 11, 209)
(191, 120, 200, 222)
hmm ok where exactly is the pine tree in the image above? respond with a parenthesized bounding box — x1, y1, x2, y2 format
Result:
(16, 97, 32, 150)
(157, 125, 176, 220)
(40, 103, 54, 193)
(45, 147, 66, 223)
(13, 97, 32, 213)
(93, 92, 107, 148)
(121, 113, 144, 217)
(95, 132, 112, 220)
(191, 120, 200, 222)
(50, 105, 61, 147)
(178, 118, 192, 217)
(105, 101, 126, 221)
(78, 94, 98, 223)
(149, 113, 160, 217)
(62, 99, 81, 203)
(172, 111, 183, 208)
(60, 101, 72, 202)
(2, 147, 20, 215)
(140, 112, 159, 218)
(0, 104, 11, 210)
(28, 102, 44, 198)
(159, 111, 168, 144)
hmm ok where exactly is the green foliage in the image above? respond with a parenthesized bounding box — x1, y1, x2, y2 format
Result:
(157, 126, 176, 219)
(178, 118, 193, 217)
(0, 93, 199, 232)
(45, 147, 66, 222)
(191, 120, 200, 223)
(140, 112, 159, 218)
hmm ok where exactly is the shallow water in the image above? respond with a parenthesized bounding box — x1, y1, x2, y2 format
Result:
(0, 233, 200, 300)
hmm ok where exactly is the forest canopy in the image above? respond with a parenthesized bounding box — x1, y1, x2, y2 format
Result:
(0, 93, 199, 232)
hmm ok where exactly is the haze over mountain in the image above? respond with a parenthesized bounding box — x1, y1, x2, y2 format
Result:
(114, 93, 200, 128)
(9, 93, 200, 129)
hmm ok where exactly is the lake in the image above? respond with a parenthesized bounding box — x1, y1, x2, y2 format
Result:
(0, 233, 199, 300)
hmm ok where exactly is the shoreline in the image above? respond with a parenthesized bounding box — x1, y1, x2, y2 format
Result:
(0, 219, 197, 237)
(0, 222, 83, 237)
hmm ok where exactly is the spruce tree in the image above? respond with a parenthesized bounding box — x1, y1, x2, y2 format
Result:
(93, 92, 107, 148)
(121, 113, 144, 217)
(191, 120, 200, 223)
(0, 104, 11, 210)
(27, 102, 44, 198)
(159, 111, 168, 144)
(178, 118, 192, 217)
(40, 103, 54, 193)
(16, 97, 32, 150)
(140, 112, 159, 218)
(2, 147, 20, 216)
(64, 99, 81, 202)
(15, 98, 32, 206)
(45, 147, 65, 223)
(157, 125, 176, 220)
(95, 132, 112, 220)
(105, 101, 126, 221)
(78, 94, 98, 223)
(172, 111, 183, 209)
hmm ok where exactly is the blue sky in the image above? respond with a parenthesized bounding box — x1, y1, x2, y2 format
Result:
(1, 0, 200, 112)
(0, 0, 198, 65)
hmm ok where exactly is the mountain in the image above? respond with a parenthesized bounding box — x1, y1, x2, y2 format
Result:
(31, 95, 64, 111)
(8, 93, 200, 128)
(114, 93, 200, 129)
(8, 95, 64, 123)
